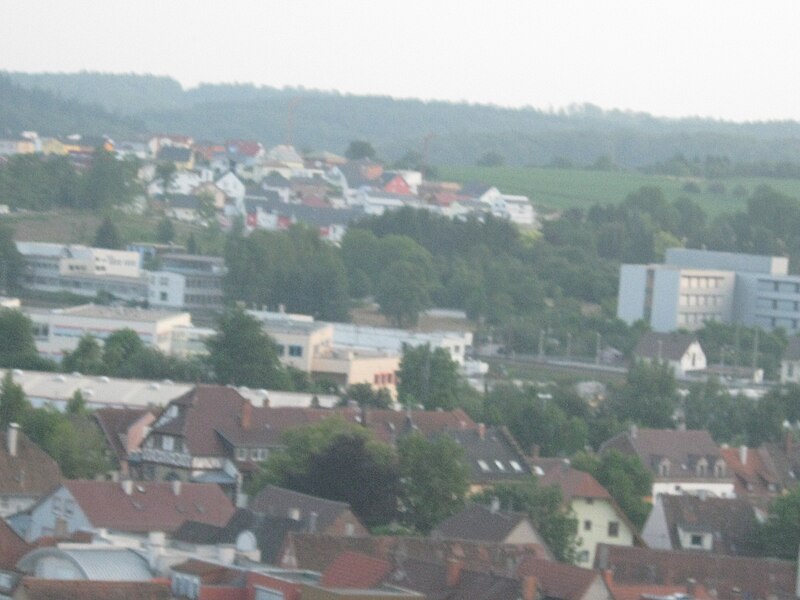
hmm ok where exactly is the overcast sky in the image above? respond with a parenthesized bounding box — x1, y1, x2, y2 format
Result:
(2, 1, 799, 122)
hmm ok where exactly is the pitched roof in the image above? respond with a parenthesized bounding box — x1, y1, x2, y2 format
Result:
(595, 544, 796, 600)
(607, 580, 714, 600)
(517, 555, 601, 600)
(156, 146, 193, 162)
(249, 485, 365, 534)
(280, 532, 550, 575)
(171, 559, 244, 584)
(459, 182, 494, 198)
(15, 579, 171, 600)
(0, 518, 32, 569)
(63, 480, 235, 533)
(172, 508, 306, 565)
(633, 332, 699, 362)
(537, 465, 611, 501)
(657, 494, 761, 556)
(320, 550, 392, 588)
(601, 428, 726, 481)
(0, 427, 61, 497)
(430, 503, 533, 544)
(364, 408, 476, 445)
(720, 446, 781, 503)
(438, 426, 530, 483)
(391, 558, 521, 600)
(93, 407, 154, 464)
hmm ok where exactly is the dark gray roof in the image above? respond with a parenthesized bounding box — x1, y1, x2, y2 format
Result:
(459, 182, 494, 198)
(249, 485, 362, 534)
(601, 428, 727, 481)
(658, 495, 760, 556)
(244, 196, 364, 228)
(392, 558, 521, 600)
(633, 332, 699, 362)
(167, 194, 201, 210)
(430, 503, 530, 543)
(263, 172, 290, 188)
(439, 426, 531, 483)
(172, 508, 305, 564)
(156, 146, 193, 162)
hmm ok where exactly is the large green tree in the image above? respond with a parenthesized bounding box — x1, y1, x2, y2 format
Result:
(252, 417, 399, 528)
(0, 371, 29, 427)
(0, 309, 50, 369)
(344, 140, 376, 160)
(0, 225, 23, 294)
(398, 432, 469, 533)
(62, 335, 105, 375)
(397, 344, 460, 410)
(609, 360, 678, 428)
(759, 485, 800, 559)
(571, 450, 653, 529)
(93, 216, 123, 249)
(376, 261, 432, 328)
(205, 306, 290, 389)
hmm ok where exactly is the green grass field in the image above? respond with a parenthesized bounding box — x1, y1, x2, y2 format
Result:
(438, 166, 800, 217)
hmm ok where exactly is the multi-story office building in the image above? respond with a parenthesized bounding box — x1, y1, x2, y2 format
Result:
(16, 242, 147, 302)
(148, 254, 227, 312)
(618, 248, 800, 332)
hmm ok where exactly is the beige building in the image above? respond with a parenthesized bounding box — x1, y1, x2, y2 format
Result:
(25, 304, 192, 360)
(255, 313, 400, 396)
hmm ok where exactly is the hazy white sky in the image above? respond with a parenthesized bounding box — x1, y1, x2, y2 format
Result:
(2, 0, 799, 122)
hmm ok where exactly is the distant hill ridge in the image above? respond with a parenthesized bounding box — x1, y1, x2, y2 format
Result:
(5, 71, 800, 167)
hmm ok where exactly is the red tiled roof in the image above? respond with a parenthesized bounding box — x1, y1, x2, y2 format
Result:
(720, 446, 780, 499)
(517, 556, 600, 600)
(17, 578, 171, 600)
(93, 408, 154, 462)
(320, 550, 392, 588)
(0, 519, 32, 570)
(0, 428, 61, 497)
(64, 480, 235, 533)
(171, 559, 244, 584)
(538, 466, 611, 501)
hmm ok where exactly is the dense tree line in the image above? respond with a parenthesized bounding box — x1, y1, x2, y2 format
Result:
(0, 150, 139, 211)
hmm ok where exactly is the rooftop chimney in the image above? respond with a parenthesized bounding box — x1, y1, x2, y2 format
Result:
(308, 511, 318, 533)
(490, 497, 500, 514)
(446, 558, 462, 588)
(171, 479, 182, 496)
(686, 578, 697, 598)
(478, 423, 486, 440)
(121, 479, 133, 495)
(523, 575, 538, 600)
(240, 400, 252, 430)
(6, 423, 19, 457)
(739, 445, 748, 466)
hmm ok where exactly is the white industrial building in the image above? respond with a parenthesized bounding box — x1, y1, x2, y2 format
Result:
(618, 248, 800, 333)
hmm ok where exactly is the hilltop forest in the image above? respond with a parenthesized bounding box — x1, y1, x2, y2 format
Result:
(5, 72, 800, 167)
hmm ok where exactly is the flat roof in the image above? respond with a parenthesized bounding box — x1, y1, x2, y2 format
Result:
(51, 304, 189, 322)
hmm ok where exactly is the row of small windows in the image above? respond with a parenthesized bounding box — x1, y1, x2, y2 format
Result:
(374, 372, 394, 385)
(236, 447, 269, 461)
(681, 276, 723, 289)
(679, 294, 723, 308)
(582, 519, 619, 537)
(477, 459, 524, 473)
(757, 298, 800, 312)
(755, 315, 800, 330)
(276, 345, 303, 357)
(758, 280, 800, 294)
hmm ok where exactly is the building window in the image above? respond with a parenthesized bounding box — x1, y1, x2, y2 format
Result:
(509, 461, 523, 472)
(162, 436, 174, 451)
(494, 460, 506, 471)
(584, 520, 592, 531)
(160, 292, 168, 301)
(255, 587, 285, 600)
(288, 345, 303, 357)
(477, 460, 490, 472)
(577, 550, 590, 564)
(690, 534, 703, 546)
(236, 448, 248, 460)
(608, 521, 619, 537)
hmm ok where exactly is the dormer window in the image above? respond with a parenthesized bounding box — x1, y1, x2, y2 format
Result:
(659, 459, 670, 477)
(713, 460, 726, 477)
(477, 460, 490, 472)
(696, 458, 708, 477)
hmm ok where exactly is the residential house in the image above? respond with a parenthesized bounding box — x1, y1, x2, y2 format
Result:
(720, 444, 783, 509)
(600, 426, 734, 498)
(172, 508, 306, 565)
(603, 569, 714, 600)
(632, 331, 707, 377)
(248, 486, 368, 538)
(0, 423, 61, 518)
(169, 554, 423, 600)
(517, 556, 614, 600)
(594, 543, 796, 600)
(438, 425, 532, 492)
(781, 336, 800, 383)
(459, 182, 502, 205)
(353, 189, 421, 216)
(0, 136, 37, 156)
(493, 194, 536, 227)
(642, 494, 761, 555)
(156, 146, 195, 170)
(93, 407, 156, 478)
(430, 503, 551, 555)
(215, 171, 246, 204)
(164, 194, 208, 223)
(148, 134, 193, 157)
(380, 172, 412, 195)
(536, 462, 641, 567)
(17, 479, 235, 542)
